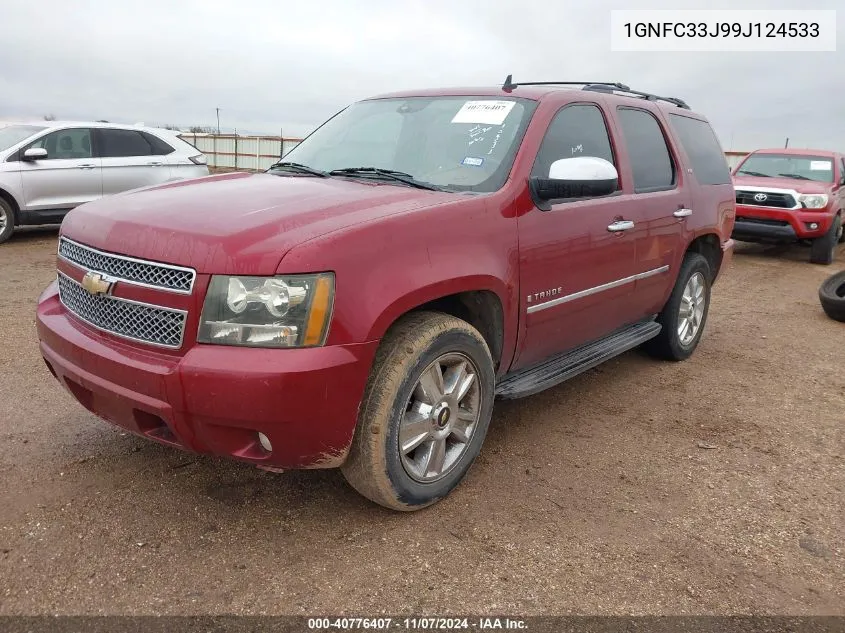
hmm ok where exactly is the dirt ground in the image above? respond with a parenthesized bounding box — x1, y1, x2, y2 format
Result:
(0, 228, 842, 616)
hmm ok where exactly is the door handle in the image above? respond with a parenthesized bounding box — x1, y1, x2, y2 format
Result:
(607, 220, 635, 232)
(78, 164, 96, 170)
(147, 161, 163, 166)
(673, 208, 693, 218)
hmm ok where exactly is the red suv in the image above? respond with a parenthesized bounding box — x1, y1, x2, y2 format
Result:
(732, 148, 845, 264)
(36, 78, 736, 510)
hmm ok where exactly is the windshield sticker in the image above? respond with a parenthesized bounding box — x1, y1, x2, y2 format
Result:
(810, 160, 831, 170)
(462, 157, 484, 167)
(452, 100, 516, 125)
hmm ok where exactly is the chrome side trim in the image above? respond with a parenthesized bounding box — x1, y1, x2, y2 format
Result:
(526, 265, 670, 314)
(733, 185, 802, 210)
(58, 236, 197, 294)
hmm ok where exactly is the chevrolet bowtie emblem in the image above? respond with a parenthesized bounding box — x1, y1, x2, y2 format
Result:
(81, 271, 115, 296)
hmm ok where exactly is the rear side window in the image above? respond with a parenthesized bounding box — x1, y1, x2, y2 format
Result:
(98, 129, 154, 157)
(143, 132, 175, 155)
(669, 114, 731, 185)
(532, 104, 616, 179)
(616, 108, 675, 192)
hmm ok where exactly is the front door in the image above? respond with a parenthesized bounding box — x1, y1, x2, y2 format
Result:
(19, 128, 102, 212)
(515, 102, 639, 370)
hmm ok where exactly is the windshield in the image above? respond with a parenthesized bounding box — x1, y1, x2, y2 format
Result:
(278, 97, 536, 192)
(0, 125, 46, 152)
(736, 154, 834, 183)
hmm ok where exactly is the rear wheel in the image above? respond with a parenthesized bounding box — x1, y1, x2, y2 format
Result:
(809, 215, 841, 265)
(341, 311, 495, 511)
(644, 253, 712, 361)
(0, 198, 15, 245)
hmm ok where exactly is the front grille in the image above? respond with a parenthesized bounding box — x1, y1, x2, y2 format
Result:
(59, 237, 195, 293)
(735, 190, 797, 209)
(58, 273, 187, 348)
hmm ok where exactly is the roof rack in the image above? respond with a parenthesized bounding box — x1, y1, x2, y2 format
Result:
(501, 75, 690, 110)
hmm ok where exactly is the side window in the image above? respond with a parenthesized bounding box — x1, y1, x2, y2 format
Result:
(98, 129, 154, 158)
(616, 108, 675, 192)
(668, 114, 731, 185)
(840, 158, 845, 184)
(26, 128, 92, 160)
(532, 104, 616, 180)
(142, 132, 175, 156)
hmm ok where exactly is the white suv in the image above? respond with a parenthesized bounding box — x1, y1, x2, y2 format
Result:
(0, 121, 209, 244)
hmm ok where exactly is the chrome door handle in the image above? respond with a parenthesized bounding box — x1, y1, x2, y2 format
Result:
(78, 164, 96, 170)
(607, 220, 635, 232)
(147, 161, 163, 166)
(673, 208, 693, 218)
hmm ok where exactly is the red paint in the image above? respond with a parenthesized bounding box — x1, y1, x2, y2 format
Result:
(36, 85, 735, 469)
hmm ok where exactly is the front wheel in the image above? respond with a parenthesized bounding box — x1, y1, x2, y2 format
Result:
(341, 311, 495, 511)
(644, 253, 712, 361)
(809, 215, 841, 265)
(0, 198, 15, 245)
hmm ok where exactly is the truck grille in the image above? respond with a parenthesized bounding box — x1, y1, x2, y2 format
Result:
(58, 273, 187, 348)
(59, 237, 195, 293)
(735, 190, 797, 209)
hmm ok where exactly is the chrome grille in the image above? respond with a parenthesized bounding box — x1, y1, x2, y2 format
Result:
(735, 190, 797, 209)
(59, 237, 195, 293)
(58, 273, 187, 348)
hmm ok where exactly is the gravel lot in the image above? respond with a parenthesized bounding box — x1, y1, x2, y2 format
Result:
(1, 228, 842, 615)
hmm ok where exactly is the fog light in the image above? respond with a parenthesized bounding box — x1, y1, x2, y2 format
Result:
(809, 223, 819, 230)
(257, 432, 272, 452)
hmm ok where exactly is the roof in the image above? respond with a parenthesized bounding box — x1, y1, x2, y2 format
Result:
(367, 84, 698, 114)
(1, 120, 173, 133)
(751, 147, 838, 157)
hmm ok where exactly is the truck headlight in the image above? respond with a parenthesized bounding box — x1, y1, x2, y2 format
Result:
(799, 194, 828, 209)
(198, 273, 334, 348)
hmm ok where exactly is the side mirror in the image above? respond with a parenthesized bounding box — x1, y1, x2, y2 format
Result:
(23, 147, 48, 161)
(530, 156, 618, 207)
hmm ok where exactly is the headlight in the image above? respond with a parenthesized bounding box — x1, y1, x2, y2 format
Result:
(198, 273, 334, 348)
(799, 194, 828, 209)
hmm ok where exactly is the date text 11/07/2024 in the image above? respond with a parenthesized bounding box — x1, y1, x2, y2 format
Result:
(307, 617, 528, 630)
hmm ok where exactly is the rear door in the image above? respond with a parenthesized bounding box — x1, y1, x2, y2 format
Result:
(609, 106, 689, 321)
(515, 101, 639, 369)
(96, 128, 173, 195)
(18, 127, 102, 212)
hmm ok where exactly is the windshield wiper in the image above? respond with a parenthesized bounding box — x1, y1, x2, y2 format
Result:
(736, 170, 771, 177)
(329, 167, 441, 191)
(777, 173, 812, 180)
(268, 161, 329, 177)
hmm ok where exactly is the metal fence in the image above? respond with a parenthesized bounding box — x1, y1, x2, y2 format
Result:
(178, 134, 303, 171)
(179, 132, 749, 173)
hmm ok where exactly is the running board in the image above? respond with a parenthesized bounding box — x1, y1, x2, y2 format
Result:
(496, 320, 661, 399)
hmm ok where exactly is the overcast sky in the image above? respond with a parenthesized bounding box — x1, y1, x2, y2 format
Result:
(1, 0, 842, 151)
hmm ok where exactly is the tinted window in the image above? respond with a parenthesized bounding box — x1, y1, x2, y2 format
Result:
(532, 104, 615, 180)
(669, 114, 731, 185)
(840, 158, 845, 184)
(143, 132, 175, 155)
(98, 129, 154, 157)
(617, 108, 675, 192)
(27, 128, 92, 160)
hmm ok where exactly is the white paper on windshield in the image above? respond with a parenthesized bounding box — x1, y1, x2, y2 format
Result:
(452, 100, 516, 125)
(809, 160, 831, 170)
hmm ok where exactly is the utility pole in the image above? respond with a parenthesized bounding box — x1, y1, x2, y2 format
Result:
(784, 137, 789, 148)
(216, 108, 221, 135)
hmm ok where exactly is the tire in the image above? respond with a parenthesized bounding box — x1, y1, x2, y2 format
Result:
(809, 215, 841, 265)
(644, 253, 712, 361)
(818, 270, 845, 323)
(0, 197, 15, 245)
(341, 311, 495, 511)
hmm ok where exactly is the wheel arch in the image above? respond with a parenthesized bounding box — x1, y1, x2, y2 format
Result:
(685, 233, 722, 282)
(0, 186, 21, 224)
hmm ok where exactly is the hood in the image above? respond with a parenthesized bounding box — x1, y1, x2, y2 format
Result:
(733, 174, 832, 195)
(61, 172, 456, 274)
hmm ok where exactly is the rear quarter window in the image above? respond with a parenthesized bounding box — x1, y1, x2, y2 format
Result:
(668, 114, 731, 186)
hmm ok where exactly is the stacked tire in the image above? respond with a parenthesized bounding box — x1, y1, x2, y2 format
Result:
(819, 270, 845, 322)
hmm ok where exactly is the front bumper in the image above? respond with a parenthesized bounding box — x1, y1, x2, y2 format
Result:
(36, 281, 378, 469)
(732, 204, 834, 242)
